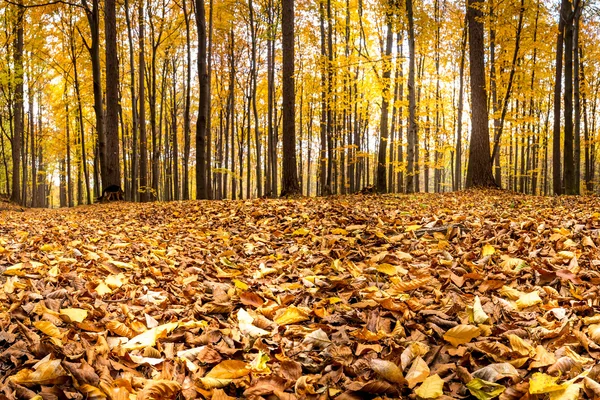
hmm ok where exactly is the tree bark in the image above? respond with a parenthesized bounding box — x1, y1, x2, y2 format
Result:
(376, 10, 393, 194)
(405, 0, 417, 193)
(465, 0, 496, 188)
(553, 0, 568, 195)
(280, 0, 300, 196)
(195, 0, 208, 199)
(104, 0, 121, 189)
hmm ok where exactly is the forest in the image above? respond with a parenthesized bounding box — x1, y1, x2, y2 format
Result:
(0, 0, 596, 207)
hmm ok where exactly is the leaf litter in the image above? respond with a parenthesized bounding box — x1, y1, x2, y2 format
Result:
(1, 190, 600, 398)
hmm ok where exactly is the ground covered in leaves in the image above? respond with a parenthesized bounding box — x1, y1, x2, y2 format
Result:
(2, 190, 600, 399)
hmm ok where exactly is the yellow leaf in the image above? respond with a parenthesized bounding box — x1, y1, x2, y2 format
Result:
(499, 256, 527, 273)
(466, 378, 505, 400)
(60, 308, 88, 323)
(370, 359, 404, 384)
(376, 263, 398, 276)
(40, 244, 55, 252)
(530, 345, 556, 369)
(414, 374, 444, 399)
(498, 286, 523, 300)
(47, 266, 60, 277)
(389, 277, 431, 294)
(122, 322, 179, 351)
(105, 273, 127, 289)
(557, 251, 575, 260)
(206, 360, 250, 379)
(443, 325, 481, 347)
(548, 384, 581, 400)
(233, 279, 248, 290)
(582, 236, 596, 248)
(108, 260, 134, 269)
(515, 291, 542, 309)
(95, 282, 113, 296)
(482, 244, 496, 257)
(33, 321, 63, 338)
(249, 351, 270, 373)
(529, 373, 567, 394)
(274, 305, 310, 326)
(405, 356, 430, 389)
(197, 376, 232, 389)
(507, 334, 535, 357)
(331, 228, 348, 235)
(405, 225, 422, 232)
(472, 296, 489, 324)
(292, 228, 310, 236)
(8, 359, 68, 386)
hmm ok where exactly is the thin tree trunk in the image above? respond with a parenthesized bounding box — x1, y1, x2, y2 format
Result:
(573, 7, 581, 193)
(405, 0, 417, 193)
(105, 0, 121, 188)
(124, 0, 138, 201)
(139, 0, 149, 202)
(455, 18, 467, 191)
(553, 0, 568, 195)
(376, 10, 393, 194)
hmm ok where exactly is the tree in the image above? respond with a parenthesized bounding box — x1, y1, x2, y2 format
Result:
(376, 5, 394, 194)
(405, 0, 417, 193)
(195, 0, 208, 199)
(280, 0, 299, 196)
(465, 0, 496, 188)
(10, 1, 24, 205)
(104, 0, 121, 188)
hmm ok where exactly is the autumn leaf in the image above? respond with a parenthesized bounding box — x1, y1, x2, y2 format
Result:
(414, 374, 444, 399)
(405, 356, 430, 388)
(443, 325, 481, 347)
(274, 305, 310, 325)
(370, 359, 405, 384)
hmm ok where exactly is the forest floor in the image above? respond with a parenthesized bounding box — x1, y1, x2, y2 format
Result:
(1, 190, 600, 399)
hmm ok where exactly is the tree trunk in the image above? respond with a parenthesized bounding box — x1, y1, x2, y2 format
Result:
(405, 0, 417, 193)
(573, 7, 581, 193)
(139, 0, 149, 202)
(10, 2, 24, 205)
(195, 0, 208, 199)
(376, 11, 393, 194)
(563, 0, 578, 195)
(553, 0, 568, 195)
(104, 0, 121, 189)
(124, 0, 138, 201)
(281, 0, 299, 196)
(465, 0, 496, 188)
(455, 18, 467, 191)
(182, 0, 192, 200)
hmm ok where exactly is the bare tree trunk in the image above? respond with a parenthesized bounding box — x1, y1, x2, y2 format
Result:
(124, 0, 138, 201)
(206, 0, 213, 199)
(139, 0, 149, 202)
(319, 1, 327, 195)
(563, 0, 580, 195)
(105, 0, 121, 189)
(182, 0, 192, 200)
(553, 0, 568, 195)
(195, 0, 208, 199)
(454, 18, 467, 191)
(405, 0, 417, 193)
(280, 0, 299, 196)
(10, 2, 24, 205)
(376, 10, 393, 194)
(465, 0, 496, 188)
(573, 7, 581, 193)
